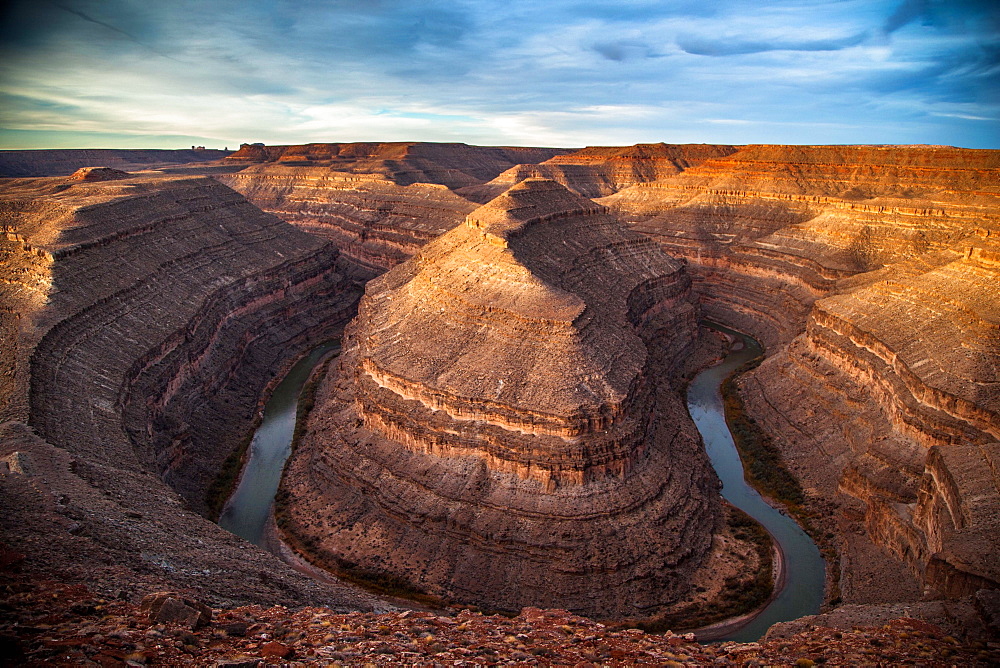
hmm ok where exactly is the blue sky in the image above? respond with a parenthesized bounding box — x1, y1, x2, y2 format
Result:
(0, 0, 997, 149)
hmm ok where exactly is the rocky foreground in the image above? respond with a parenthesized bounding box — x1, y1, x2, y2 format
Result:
(4, 561, 998, 667)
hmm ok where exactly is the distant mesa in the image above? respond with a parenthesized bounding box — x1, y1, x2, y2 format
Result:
(279, 178, 724, 618)
(69, 166, 130, 181)
(223, 141, 569, 188)
(0, 148, 232, 178)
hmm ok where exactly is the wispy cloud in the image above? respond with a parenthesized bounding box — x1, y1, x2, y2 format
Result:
(676, 32, 869, 57)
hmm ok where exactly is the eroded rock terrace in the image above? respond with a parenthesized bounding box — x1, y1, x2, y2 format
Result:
(279, 178, 722, 618)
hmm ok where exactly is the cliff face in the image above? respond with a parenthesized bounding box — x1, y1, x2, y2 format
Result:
(0, 172, 378, 608)
(604, 145, 1000, 348)
(459, 143, 738, 202)
(217, 142, 571, 274)
(603, 144, 1000, 600)
(280, 179, 722, 618)
(218, 167, 476, 273)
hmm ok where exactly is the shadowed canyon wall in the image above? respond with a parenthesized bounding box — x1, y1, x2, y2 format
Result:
(0, 171, 381, 609)
(279, 179, 723, 619)
(225, 141, 568, 188)
(218, 142, 570, 274)
(219, 168, 476, 273)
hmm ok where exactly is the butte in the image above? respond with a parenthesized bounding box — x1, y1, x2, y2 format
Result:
(278, 178, 724, 618)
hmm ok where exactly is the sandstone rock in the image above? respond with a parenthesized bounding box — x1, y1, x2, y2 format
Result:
(1, 451, 33, 476)
(0, 173, 385, 611)
(69, 166, 130, 181)
(219, 168, 476, 273)
(140, 592, 212, 629)
(259, 640, 292, 659)
(281, 179, 719, 618)
(597, 144, 1000, 605)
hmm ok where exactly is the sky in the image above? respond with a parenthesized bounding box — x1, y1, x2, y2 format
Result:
(0, 0, 997, 149)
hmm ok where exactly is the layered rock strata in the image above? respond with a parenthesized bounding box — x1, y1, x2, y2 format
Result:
(740, 239, 1000, 597)
(601, 144, 1000, 601)
(219, 168, 476, 273)
(459, 143, 738, 202)
(604, 144, 1000, 348)
(281, 179, 720, 618)
(0, 172, 378, 608)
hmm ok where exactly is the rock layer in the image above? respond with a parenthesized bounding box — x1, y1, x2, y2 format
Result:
(219, 168, 476, 272)
(225, 142, 568, 189)
(281, 179, 720, 618)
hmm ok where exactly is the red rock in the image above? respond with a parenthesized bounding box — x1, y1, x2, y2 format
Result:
(259, 641, 292, 659)
(139, 592, 212, 630)
(69, 166, 130, 181)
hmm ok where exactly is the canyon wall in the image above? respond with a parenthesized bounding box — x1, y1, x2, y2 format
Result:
(0, 170, 380, 609)
(604, 144, 1000, 348)
(458, 143, 737, 202)
(217, 142, 571, 274)
(279, 179, 724, 619)
(603, 144, 1000, 601)
(218, 168, 476, 273)
(4, 141, 997, 629)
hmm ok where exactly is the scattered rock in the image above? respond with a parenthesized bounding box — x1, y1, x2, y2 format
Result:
(140, 592, 212, 630)
(260, 640, 292, 659)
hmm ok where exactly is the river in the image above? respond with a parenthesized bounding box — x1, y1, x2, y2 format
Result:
(218, 340, 339, 547)
(687, 323, 825, 641)
(220, 328, 824, 641)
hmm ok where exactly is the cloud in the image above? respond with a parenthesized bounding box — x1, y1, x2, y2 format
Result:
(676, 31, 869, 57)
(883, 0, 931, 35)
(590, 39, 661, 61)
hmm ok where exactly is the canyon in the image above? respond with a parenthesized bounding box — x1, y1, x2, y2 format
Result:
(1, 141, 998, 662)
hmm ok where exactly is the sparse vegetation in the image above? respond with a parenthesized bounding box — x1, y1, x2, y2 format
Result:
(204, 420, 260, 521)
(722, 356, 805, 506)
(628, 506, 774, 633)
(721, 352, 842, 606)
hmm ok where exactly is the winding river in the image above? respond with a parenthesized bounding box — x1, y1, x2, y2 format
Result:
(220, 327, 824, 641)
(687, 324, 825, 641)
(218, 340, 339, 547)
